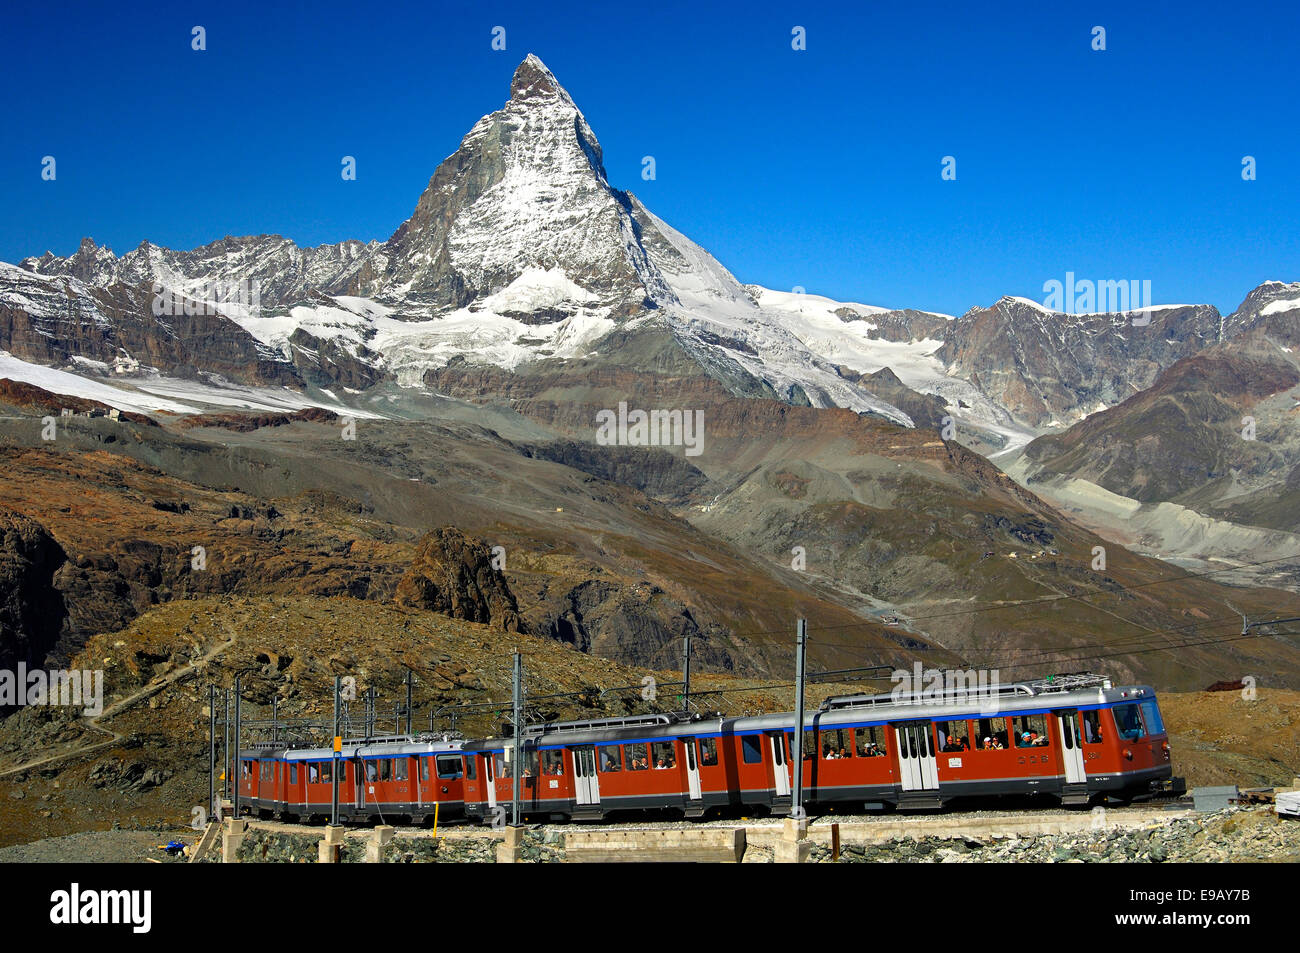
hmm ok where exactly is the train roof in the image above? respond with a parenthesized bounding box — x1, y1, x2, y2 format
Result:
(239, 737, 464, 760)
(462, 712, 727, 750)
(738, 677, 1159, 732)
(462, 676, 1162, 747)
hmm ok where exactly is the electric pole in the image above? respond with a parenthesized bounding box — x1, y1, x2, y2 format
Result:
(222, 688, 230, 802)
(511, 651, 523, 827)
(791, 618, 807, 818)
(682, 633, 692, 713)
(331, 675, 341, 827)
(207, 684, 216, 822)
(405, 668, 413, 737)
(232, 673, 242, 819)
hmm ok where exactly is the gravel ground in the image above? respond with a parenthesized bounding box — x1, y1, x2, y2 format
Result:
(0, 829, 197, 864)
(0, 800, 1256, 864)
(524, 801, 1190, 831)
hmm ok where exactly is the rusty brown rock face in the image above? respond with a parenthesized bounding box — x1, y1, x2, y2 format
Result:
(395, 527, 521, 633)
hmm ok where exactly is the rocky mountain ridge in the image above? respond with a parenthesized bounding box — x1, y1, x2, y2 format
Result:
(7, 56, 1292, 446)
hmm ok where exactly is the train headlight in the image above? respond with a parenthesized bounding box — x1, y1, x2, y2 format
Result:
(1123, 748, 1133, 760)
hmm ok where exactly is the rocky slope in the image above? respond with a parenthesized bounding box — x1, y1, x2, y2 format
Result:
(395, 527, 522, 632)
(0, 392, 932, 677)
(936, 297, 1226, 428)
(1008, 283, 1300, 576)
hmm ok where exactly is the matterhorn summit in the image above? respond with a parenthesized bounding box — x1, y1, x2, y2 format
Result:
(372, 54, 675, 316)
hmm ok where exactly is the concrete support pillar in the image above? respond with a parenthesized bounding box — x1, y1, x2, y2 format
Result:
(495, 825, 524, 864)
(318, 824, 346, 864)
(221, 818, 248, 864)
(774, 816, 810, 864)
(365, 825, 395, 863)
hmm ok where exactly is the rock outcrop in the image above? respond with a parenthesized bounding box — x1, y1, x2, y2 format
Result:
(937, 297, 1225, 427)
(0, 510, 67, 678)
(395, 528, 522, 632)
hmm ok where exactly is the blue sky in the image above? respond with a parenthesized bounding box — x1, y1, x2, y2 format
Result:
(3, 0, 1296, 316)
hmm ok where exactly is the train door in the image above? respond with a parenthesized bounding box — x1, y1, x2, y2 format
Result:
(895, 722, 939, 792)
(571, 746, 600, 806)
(1057, 711, 1086, 784)
(484, 754, 498, 811)
(682, 738, 702, 802)
(769, 732, 791, 797)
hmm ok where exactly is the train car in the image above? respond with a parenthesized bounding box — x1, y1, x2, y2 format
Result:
(731, 673, 1171, 812)
(237, 737, 466, 823)
(462, 713, 733, 822)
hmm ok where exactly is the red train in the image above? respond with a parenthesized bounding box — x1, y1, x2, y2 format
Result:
(237, 674, 1173, 824)
(236, 738, 466, 824)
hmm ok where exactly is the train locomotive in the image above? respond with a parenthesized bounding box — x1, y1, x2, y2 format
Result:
(236, 673, 1173, 824)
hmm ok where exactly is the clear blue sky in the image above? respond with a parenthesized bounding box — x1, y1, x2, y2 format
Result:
(3, 0, 1296, 317)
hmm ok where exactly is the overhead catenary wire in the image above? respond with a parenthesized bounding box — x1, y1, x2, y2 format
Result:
(992, 628, 1300, 675)
(807, 611, 1248, 655)
(722, 550, 1300, 646)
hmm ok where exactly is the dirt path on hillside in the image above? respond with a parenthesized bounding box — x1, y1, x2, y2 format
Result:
(0, 634, 235, 780)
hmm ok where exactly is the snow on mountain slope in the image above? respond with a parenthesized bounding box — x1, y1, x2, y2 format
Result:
(745, 287, 1022, 434)
(0, 351, 201, 413)
(0, 349, 386, 417)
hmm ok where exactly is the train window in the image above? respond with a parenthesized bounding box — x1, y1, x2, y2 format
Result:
(420, 758, 430, 781)
(308, 763, 320, 784)
(494, 751, 513, 778)
(320, 761, 332, 784)
(542, 750, 564, 776)
(464, 756, 477, 780)
(437, 755, 463, 779)
(365, 761, 378, 782)
(786, 730, 816, 760)
(1140, 700, 1165, 736)
(598, 745, 622, 772)
(1012, 714, 1049, 748)
(651, 741, 676, 769)
(1113, 704, 1146, 741)
(290, 763, 297, 784)
(822, 728, 852, 759)
(699, 737, 718, 766)
(742, 735, 763, 765)
(853, 726, 887, 756)
(975, 718, 1009, 750)
(936, 721, 970, 752)
(1081, 710, 1103, 743)
(522, 751, 539, 778)
(626, 743, 648, 770)
(241, 762, 251, 780)
(395, 759, 408, 781)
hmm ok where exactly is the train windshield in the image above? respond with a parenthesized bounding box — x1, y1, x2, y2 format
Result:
(1113, 703, 1146, 741)
(1139, 699, 1165, 735)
